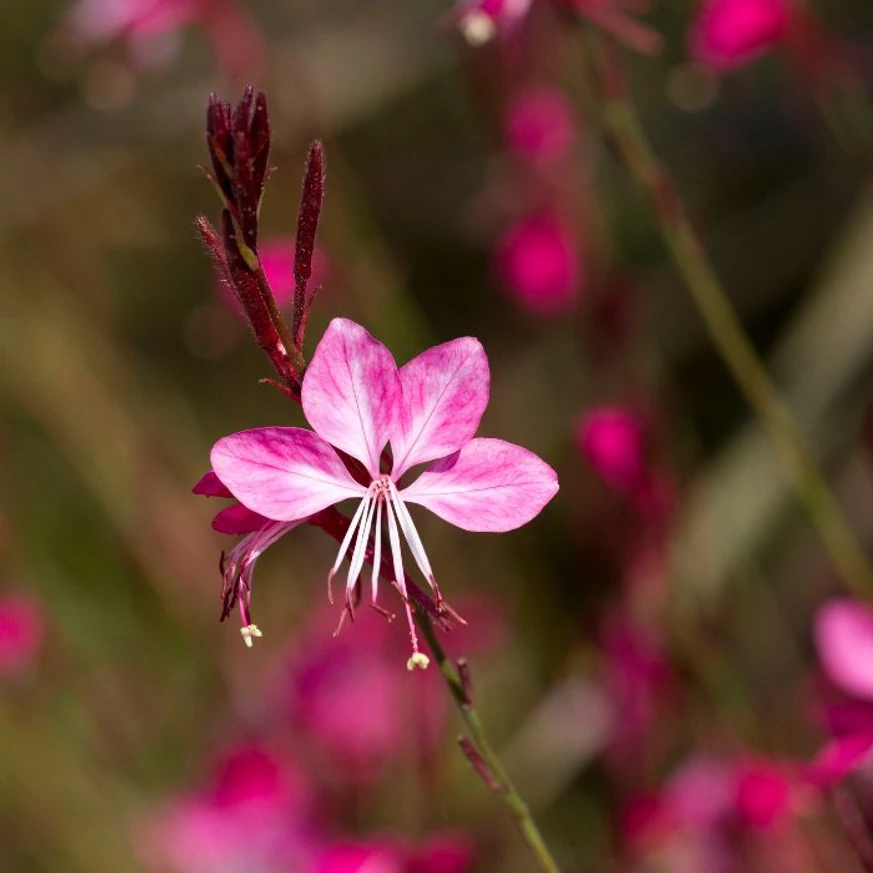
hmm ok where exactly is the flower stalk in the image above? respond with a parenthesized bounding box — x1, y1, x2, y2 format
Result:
(197, 88, 564, 873)
(588, 35, 873, 600)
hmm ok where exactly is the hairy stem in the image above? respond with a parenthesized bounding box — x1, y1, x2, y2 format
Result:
(415, 612, 562, 873)
(589, 35, 873, 599)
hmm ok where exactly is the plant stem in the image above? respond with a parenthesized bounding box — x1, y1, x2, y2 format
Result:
(311, 509, 562, 873)
(589, 36, 873, 599)
(415, 612, 563, 873)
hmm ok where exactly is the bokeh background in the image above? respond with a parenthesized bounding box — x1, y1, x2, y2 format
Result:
(5, 1, 873, 871)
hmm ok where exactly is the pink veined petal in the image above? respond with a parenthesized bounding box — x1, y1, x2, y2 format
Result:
(211, 427, 366, 522)
(302, 318, 401, 477)
(401, 437, 559, 532)
(193, 470, 234, 499)
(391, 337, 490, 478)
(212, 503, 272, 535)
(805, 733, 873, 787)
(814, 599, 873, 701)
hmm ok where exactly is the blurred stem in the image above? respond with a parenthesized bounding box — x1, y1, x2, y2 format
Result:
(588, 35, 873, 600)
(415, 612, 563, 873)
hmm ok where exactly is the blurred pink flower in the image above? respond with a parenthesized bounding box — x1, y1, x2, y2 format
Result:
(494, 211, 582, 315)
(203, 318, 557, 660)
(689, 0, 791, 72)
(274, 596, 506, 782)
(504, 86, 577, 167)
(318, 832, 473, 873)
(601, 616, 672, 770)
(807, 599, 873, 785)
(0, 592, 44, 676)
(575, 407, 647, 495)
(451, 0, 662, 53)
(64, 0, 263, 78)
(624, 755, 805, 873)
(733, 759, 796, 829)
(141, 743, 316, 873)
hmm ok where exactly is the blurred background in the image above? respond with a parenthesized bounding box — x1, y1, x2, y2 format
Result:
(4, 1, 873, 871)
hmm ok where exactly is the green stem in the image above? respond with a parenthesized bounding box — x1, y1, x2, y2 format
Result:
(589, 36, 873, 599)
(415, 613, 563, 873)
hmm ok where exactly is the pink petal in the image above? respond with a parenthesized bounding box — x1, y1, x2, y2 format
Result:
(689, 0, 790, 72)
(805, 733, 873, 787)
(0, 593, 45, 676)
(211, 427, 365, 522)
(401, 438, 558, 532)
(814, 599, 873, 701)
(211, 503, 272, 535)
(391, 337, 490, 478)
(193, 470, 234, 498)
(302, 319, 401, 476)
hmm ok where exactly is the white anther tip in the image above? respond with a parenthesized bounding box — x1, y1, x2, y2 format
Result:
(240, 624, 263, 647)
(459, 12, 496, 46)
(407, 652, 430, 671)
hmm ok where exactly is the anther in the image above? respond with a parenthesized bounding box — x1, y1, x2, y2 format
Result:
(240, 624, 263, 647)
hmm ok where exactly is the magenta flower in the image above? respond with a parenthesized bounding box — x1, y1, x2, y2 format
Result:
(317, 832, 473, 873)
(575, 406, 647, 495)
(504, 86, 577, 167)
(0, 592, 45, 676)
(63, 0, 263, 78)
(494, 211, 582, 316)
(203, 318, 558, 665)
(807, 599, 873, 785)
(689, 0, 791, 72)
(139, 743, 314, 873)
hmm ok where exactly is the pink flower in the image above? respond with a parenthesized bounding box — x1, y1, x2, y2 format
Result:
(689, 0, 791, 72)
(318, 832, 473, 873)
(140, 744, 315, 873)
(494, 211, 582, 315)
(0, 593, 44, 676)
(275, 595, 506, 780)
(600, 616, 672, 770)
(807, 599, 873, 785)
(64, 0, 263, 77)
(504, 86, 577, 167)
(202, 318, 558, 663)
(575, 407, 647, 494)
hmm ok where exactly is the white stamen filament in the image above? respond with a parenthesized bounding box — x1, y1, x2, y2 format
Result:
(371, 496, 383, 603)
(327, 492, 370, 602)
(347, 492, 376, 596)
(385, 493, 422, 658)
(388, 481, 437, 591)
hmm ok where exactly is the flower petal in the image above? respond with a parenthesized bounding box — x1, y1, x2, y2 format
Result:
(193, 470, 233, 498)
(805, 733, 873, 787)
(302, 318, 400, 476)
(211, 503, 272, 535)
(814, 599, 873, 701)
(391, 337, 490, 478)
(211, 427, 366, 522)
(401, 437, 558, 532)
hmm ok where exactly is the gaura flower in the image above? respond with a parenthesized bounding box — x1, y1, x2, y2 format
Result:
(200, 318, 558, 667)
(494, 210, 583, 316)
(688, 0, 791, 73)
